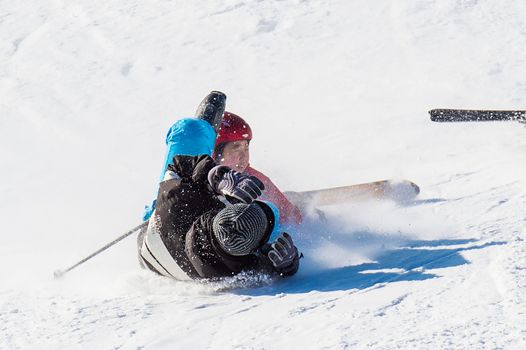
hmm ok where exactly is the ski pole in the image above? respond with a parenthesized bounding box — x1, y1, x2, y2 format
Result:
(53, 221, 148, 279)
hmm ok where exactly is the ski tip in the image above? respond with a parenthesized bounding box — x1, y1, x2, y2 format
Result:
(428, 108, 526, 123)
(53, 269, 64, 279)
(428, 109, 449, 122)
(385, 180, 420, 201)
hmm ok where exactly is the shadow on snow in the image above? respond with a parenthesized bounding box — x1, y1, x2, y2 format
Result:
(237, 237, 506, 296)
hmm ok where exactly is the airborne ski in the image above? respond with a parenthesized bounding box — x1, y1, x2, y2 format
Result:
(285, 179, 420, 207)
(429, 109, 526, 123)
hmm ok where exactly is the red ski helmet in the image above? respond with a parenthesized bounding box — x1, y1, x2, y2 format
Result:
(215, 112, 253, 146)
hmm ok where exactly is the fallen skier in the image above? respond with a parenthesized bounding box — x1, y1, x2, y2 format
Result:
(137, 91, 301, 280)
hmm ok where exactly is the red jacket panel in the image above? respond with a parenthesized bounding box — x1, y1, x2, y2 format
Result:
(245, 166, 303, 226)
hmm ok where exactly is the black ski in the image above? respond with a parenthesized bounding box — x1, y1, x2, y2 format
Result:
(429, 109, 526, 123)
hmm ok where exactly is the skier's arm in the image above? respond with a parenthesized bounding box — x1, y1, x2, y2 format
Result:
(260, 232, 301, 277)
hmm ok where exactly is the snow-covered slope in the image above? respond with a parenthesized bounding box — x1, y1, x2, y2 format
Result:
(1, 0, 525, 348)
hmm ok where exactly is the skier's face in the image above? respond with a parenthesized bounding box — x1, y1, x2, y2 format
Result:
(219, 140, 250, 172)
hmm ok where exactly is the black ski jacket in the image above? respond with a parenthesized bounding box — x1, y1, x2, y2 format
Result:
(148, 155, 275, 279)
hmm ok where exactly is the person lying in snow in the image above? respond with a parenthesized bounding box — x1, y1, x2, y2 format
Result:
(212, 112, 303, 226)
(138, 91, 300, 280)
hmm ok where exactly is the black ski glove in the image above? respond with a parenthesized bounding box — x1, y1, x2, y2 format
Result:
(208, 165, 265, 204)
(262, 232, 300, 276)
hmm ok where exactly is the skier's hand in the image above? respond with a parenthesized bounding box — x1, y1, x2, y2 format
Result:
(264, 232, 300, 276)
(208, 165, 264, 204)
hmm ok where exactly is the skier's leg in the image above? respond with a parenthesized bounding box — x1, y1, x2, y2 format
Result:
(143, 118, 216, 221)
(144, 91, 226, 221)
(160, 91, 226, 180)
(158, 118, 217, 181)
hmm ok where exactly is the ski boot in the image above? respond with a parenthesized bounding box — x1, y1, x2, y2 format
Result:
(195, 91, 226, 133)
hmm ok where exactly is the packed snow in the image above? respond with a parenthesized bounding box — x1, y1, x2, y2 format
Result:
(1, 0, 526, 349)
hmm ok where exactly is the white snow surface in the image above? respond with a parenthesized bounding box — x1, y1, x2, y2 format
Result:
(1, 0, 526, 349)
